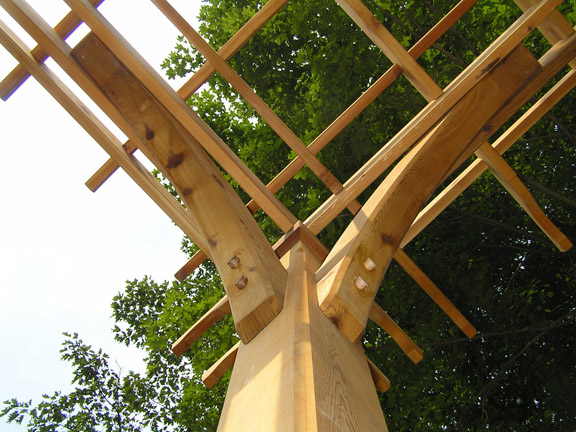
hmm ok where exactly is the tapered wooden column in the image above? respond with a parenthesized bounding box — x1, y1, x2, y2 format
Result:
(218, 226, 388, 431)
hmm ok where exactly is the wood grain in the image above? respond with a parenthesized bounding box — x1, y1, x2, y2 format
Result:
(72, 33, 287, 343)
(316, 45, 541, 343)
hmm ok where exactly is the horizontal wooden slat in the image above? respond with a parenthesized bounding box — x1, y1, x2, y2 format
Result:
(0, 0, 104, 100)
(85, 139, 137, 192)
(172, 296, 231, 356)
(368, 302, 423, 363)
(202, 341, 240, 389)
(174, 249, 209, 282)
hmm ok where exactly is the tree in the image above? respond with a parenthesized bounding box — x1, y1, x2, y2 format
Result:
(3, 0, 576, 430)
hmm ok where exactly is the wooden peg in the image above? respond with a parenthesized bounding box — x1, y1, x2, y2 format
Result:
(354, 276, 368, 291)
(363, 257, 377, 271)
(227, 255, 240, 269)
(235, 275, 248, 289)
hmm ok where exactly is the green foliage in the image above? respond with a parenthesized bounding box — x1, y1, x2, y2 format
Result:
(4, 0, 576, 430)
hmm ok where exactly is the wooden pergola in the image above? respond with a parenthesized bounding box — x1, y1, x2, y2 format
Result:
(1, 0, 574, 430)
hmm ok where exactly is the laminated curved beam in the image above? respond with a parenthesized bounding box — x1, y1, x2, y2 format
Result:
(316, 45, 542, 343)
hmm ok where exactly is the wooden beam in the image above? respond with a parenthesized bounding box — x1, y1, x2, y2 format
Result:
(368, 302, 423, 363)
(335, 0, 442, 101)
(217, 239, 388, 431)
(0, 15, 211, 256)
(202, 342, 240, 389)
(64, 0, 297, 233)
(366, 357, 391, 393)
(0, 0, 104, 100)
(172, 296, 231, 356)
(403, 68, 576, 247)
(316, 45, 542, 343)
(393, 249, 477, 339)
(85, 0, 290, 192)
(305, 0, 564, 235)
(475, 142, 573, 251)
(72, 33, 287, 343)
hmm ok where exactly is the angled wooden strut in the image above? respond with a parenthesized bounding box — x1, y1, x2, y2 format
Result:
(71, 32, 287, 343)
(316, 36, 576, 342)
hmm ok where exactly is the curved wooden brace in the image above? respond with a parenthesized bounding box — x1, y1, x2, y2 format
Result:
(72, 33, 286, 343)
(316, 45, 542, 343)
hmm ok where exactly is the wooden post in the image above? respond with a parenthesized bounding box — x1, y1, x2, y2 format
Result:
(217, 227, 388, 431)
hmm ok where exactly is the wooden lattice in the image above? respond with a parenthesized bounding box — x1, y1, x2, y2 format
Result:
(1, 0, 574, 430)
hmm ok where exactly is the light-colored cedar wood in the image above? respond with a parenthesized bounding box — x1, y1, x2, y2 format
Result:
(175, 221, 329, 282)
(85, 0, 291, 192)
(152, 0, 359, 212)
(0, 0, 104, 101)
(335, 0, 442, 101)
(368, 302, 424, 363)
(218, 240, 388, 432)
(246, 0, 478, 215)
(171, 0, 479, 281)
(172, 296, 232, 356)
(368, 302, 423, 364)
(475, 142, 573, 251)
(514, 0, 576, 68)
(273, 221, 330, 261)
(85, 139, 138, 192)
(64, 0, 297, 233)
(176, 0, 290, 99)
(403, 68, 576, 248)
(72, 33, 287, 344)
(393, 249, 477, 339)
(175, 250, 209, 282)
(202, 342, 240, 389)
(316, 45, 542, 343)
(0, 17, 213, 256)
(182, 295, 392, 391)
(305, 0, 564, 235)
(366, 357, 391, 393)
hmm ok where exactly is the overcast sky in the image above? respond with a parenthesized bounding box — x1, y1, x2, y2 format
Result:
(0, 1, 201, 429)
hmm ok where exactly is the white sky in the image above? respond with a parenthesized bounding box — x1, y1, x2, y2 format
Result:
(0, 1, 201, 429)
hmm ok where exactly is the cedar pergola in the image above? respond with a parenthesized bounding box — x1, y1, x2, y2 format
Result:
(1, 0, 574, 430)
